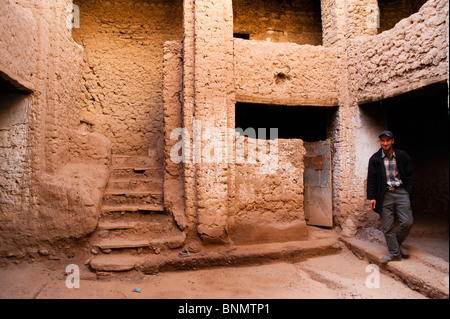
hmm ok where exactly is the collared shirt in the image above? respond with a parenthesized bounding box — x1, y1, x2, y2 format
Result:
(382, 150, 403, 188)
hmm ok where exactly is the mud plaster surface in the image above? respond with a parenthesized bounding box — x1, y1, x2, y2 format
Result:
(0, 247, 426, 299)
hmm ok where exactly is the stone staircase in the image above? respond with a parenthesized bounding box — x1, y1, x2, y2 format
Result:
(88, 155, 186, 272)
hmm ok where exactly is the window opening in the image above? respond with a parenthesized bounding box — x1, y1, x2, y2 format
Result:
(235, 102, 336, 141)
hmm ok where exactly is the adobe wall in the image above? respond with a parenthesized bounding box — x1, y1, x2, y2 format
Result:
(177, 0, 321, 244)
(378, 0, 429, 33)
(72, 0, 183, 159)
(337, 0, 449, 236)
(350, 0, 448, 104)
(163, 38, 311, 244)
(231, 137, 308, 244)
(170, 0, 448, 243)
(174, 0, 337, 245)
(1, 0, 448, 257)
(177, 0, 235, 243)
(233, 0, 322, 45)
(321, 0, 379, 47)
(0, 0, 37, 246)
(0, 0, 111, 259)
(162, 40, 186, 231)
(234, 39, 339, 106)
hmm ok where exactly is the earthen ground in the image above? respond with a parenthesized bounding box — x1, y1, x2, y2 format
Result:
(0, 249, 423, 299)
(0, 228, 447, 299)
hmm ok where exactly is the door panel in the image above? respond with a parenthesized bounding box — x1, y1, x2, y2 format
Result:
(304, 140, 333, 228)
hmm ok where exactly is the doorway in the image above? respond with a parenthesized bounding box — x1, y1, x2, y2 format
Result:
(0, 72, 30, 211)
(304, 140, 333, 227)
(360, 81, 449, 259)
(235, 102, 336, 228)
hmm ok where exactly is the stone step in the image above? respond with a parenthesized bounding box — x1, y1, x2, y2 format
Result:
(101, 204, 165, 214)
(106, 178, 163, 193)
(110, 167, 163, 180)
(99, 212, 174, 226)
(94, 238, 150, 250)
(92, 231, 186, 251)
(112, 155, 160, 168)
(103, 191, 163, 207)
(97, 221, 136, 230)
(95, 216, 179, 238)
(341, 237, 449, 299)
(90, 253, 140, 272)
(89, 238, 341, 273)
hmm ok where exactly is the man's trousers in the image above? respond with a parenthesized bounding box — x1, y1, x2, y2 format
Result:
(381, 187, 414, 257)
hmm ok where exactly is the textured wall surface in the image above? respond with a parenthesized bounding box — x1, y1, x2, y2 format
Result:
(234, 38, 339, 106)
(350, 0, 448, 104)
(333, 0, 448, 236)
(163, 40, 186, 230)
(0, 0, 111, 258)
(1, 0, 448, 256)
(72, 0, 183, 158)
(233, 0, 323, 45)
(231, 138, 308, 244)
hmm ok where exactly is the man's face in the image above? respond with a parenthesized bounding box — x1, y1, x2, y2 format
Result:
(380, 136, 394, 153)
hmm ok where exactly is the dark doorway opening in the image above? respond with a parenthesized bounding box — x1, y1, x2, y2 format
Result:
(0, 72, 30, 130)
(235, 102, 337, 141)
(385, 83, 449, 220)
(360, 81, 449, 260)
(235, 102, 337, 230)
(233, 33, 250, 40)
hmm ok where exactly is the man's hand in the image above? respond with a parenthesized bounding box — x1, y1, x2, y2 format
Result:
(369, 200, 376, 211)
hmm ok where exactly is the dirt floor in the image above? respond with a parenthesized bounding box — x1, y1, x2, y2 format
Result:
(0, 246, 429, 300)
(0, 223, 447, 301)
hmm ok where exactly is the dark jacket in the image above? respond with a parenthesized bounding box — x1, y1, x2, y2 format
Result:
(367, 148, 415, 214)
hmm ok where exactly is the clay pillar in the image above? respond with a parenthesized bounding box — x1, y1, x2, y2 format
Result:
(321, 0, 379, 236)
(321, 0, 378, 47)
(182, 0, 234, 243)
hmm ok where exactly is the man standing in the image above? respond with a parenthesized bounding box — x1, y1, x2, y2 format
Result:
(367, 131, 415, 264)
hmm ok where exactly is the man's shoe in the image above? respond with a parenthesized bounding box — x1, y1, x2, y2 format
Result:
(380, 255, 401, 264)
(400, 245, 410, 258)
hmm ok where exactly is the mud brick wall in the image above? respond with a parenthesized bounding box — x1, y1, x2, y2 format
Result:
(231, 138, 308, 244)
(162, 40, 186, 231)
(179, 0, 197, 233)
(320, 0, 379, 47)
(192, 0, 235, 243)
(320, 0, 342, 47)
(0, 0, 37, 228)
(349, 0, 449, 104)
(339, 0, 449, 235)
(1, 0, 448, 256)
(0, 0, 111, 258)
(233, 0, 322, 45)
(72, 0, 183, 158)
(378, 0, 429, 33)
(234, 38, 339, 106)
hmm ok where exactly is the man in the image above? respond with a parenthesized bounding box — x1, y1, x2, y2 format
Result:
(367, 131, 415, 264)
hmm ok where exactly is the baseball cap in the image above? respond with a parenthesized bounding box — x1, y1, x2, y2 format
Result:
(379, 130, 394, 139)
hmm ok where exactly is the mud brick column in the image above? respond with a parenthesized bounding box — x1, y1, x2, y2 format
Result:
(181, 0, 197, 235)
(194, 0, 234, 243)
(182, 0, 234, 243)
(163, 40, 187, 230)
(321, 0, 380, 236)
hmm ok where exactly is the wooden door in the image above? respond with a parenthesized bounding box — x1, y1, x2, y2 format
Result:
(304, 140, 333, 228)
